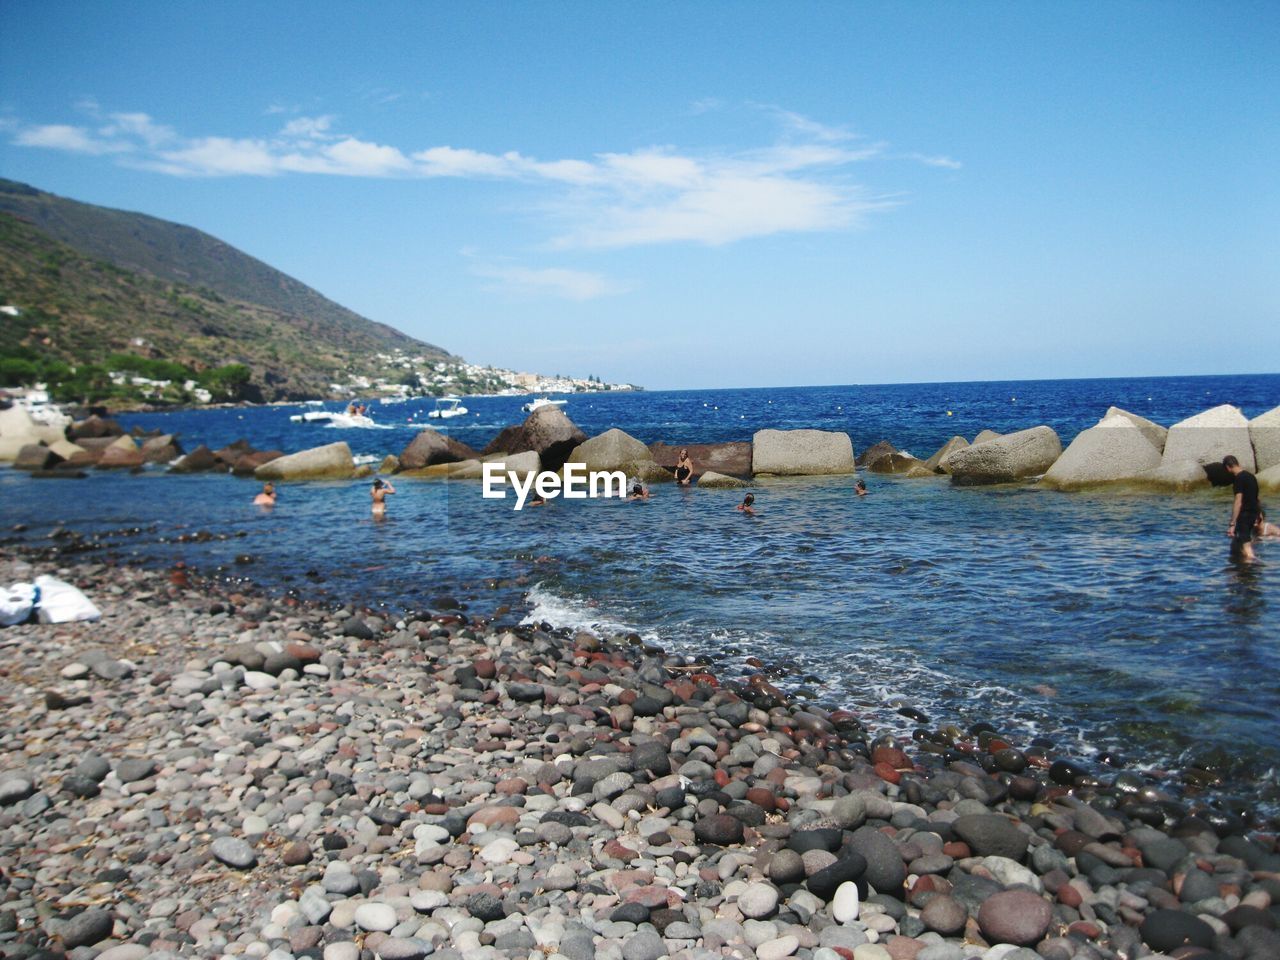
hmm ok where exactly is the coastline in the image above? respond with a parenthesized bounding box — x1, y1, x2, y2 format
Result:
(3, 551, 1279, 959)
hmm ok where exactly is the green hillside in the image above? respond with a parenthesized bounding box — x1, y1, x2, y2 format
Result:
(0, 208, 441, 402)
(0, 179, 453, 403)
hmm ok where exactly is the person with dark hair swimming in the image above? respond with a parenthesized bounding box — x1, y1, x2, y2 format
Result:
(736, 493, 756, 515)
(855, 479, 868, 497)
(1223, 454, 1260, 561)
(371, 477, 396, 517)
(253, 482, 276, 507)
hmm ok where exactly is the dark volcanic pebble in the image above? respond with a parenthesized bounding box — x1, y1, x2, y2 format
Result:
(977, 889, 1053, 946)
(1139, 909, 1215, 952)
(806, 853, 868, 901)
(847, 826, 906, 897)
(953, 813, 1029, 861)
(58, 909, 115, 949)
(467, 892, 506, 922)
(115, 758, 157, 783)
(694, 813, 744, 846)
(610, 902, 650, 924)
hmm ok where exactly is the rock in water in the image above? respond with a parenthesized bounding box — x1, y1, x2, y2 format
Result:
(210, 836, 257, 869)
(255, 441, 356, 481)
(567, 428, 650, 471)
(926, 435, 969, 473)
(751, 428, 855, 476)
(695, 470, 748, 488)
(1041, 415, 1162, 489)
(1104, 406, 1168, 452)
(946, 426, 1062, 485)
(977, 889, 1052, 945)
(397, 429, 478, 471)
(482, 406, 586, 471)
(1251, 404, 1280, 471)
(1161, 404, 1255, 470)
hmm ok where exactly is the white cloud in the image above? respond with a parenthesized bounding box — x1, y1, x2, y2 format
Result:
(279, 115, 335, 139)
(8, 104, 951, 248)
(906, 152, 963, 170)
(13, 124, 127, 155)
(473, 263, 630, 301)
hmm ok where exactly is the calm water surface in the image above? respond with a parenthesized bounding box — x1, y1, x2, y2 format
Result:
(2, 374, 1278, 818)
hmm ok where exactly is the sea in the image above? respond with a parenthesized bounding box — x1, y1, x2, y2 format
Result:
(3, 373, 1279, 821)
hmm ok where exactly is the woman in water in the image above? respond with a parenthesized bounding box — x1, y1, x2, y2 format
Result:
(371, 478, 396, 517)
(736, 493, 756, 515)
(1256, 510, 1280, 539)
(253, 482, 276, 506)
(674, 449, 695, 486)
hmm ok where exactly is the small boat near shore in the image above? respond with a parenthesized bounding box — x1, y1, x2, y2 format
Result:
(289, 405, 380, 428)
(427, 396, 468, 419)
(522, 396, 567, 414)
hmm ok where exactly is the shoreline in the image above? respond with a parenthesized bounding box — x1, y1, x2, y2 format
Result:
(3, 552, 1279, 959)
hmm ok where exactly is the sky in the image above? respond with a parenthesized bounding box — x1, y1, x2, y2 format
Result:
(1, 2, 1276, 390)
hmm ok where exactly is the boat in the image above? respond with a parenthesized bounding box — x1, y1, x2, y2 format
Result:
(521, 396, 568, 413)
(290, 409, 334, 423)
(427, 396, 469, 419)
(289, 405, 379, 428)
(8, 385, 72, 428)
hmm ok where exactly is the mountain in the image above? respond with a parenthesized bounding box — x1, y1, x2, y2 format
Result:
(0, 179, 452, 401)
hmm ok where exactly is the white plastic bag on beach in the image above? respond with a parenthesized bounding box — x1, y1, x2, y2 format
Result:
(33, 575, 101, 624)
(0, 584, 37, 626)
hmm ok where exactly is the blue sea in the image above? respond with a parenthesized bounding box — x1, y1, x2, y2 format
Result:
(3, 373, 1279, 820)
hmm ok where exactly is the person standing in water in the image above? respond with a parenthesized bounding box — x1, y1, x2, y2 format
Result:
(371, 477, 396, 517)
(1223, 455, 1260, 561)
(674, 449, 695, 486)
(253, 482, 276, 506)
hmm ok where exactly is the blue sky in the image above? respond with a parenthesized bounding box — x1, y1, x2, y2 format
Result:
(1, 2, 1276, 389)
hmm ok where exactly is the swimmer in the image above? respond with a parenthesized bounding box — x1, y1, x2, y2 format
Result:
(1256, 510, 1280, 539)
(371, 477, 396, 516)
(628, 477, 650, 501)
(674, 448, 695, 486)
(253, 482, 276, 507)
(855, 479, 868, 497)
(736, 493, 756, 515)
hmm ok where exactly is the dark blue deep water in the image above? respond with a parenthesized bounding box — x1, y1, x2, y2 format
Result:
(3, 374, 1279, 817)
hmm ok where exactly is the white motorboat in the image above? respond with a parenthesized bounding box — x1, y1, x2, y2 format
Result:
(521, 396, 567, 414)
(427, 395, 469, 419)
(289, 406, 379, 428)
(290, 409, 334, 423)
(327, 412, 378, 429)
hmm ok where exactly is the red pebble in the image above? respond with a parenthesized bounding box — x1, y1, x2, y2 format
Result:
(942, 841, 970, 858)
(871, 746, 911, 769)
(874, 762, 901, 784)
(1058, 884, 1083, 908)
(714, 768, 730, 787)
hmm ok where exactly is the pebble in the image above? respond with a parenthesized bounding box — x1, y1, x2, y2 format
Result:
(211, 836, 258, 869)
(832, 881, 860, 923)
(738, 882, 780, 919)
(354, 901, 398, 932)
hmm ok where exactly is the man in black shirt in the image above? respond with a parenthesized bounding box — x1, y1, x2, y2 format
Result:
(1223, 454, 1261, 561)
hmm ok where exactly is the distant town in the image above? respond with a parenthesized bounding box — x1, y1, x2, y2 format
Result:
(331, 350, 640, 402)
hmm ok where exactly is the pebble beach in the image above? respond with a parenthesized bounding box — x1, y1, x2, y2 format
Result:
(3, 551, 1279, 960)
